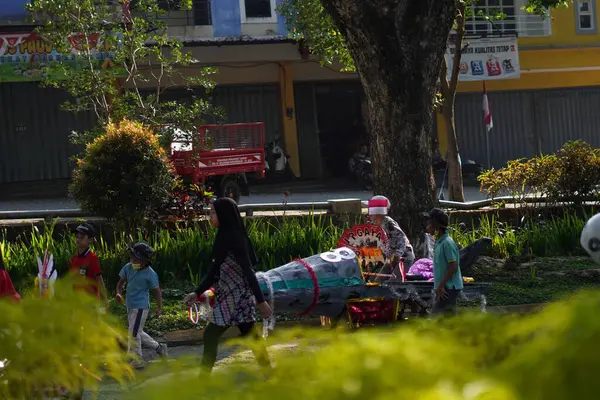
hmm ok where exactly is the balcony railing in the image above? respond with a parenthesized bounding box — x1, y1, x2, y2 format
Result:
(465, 13, 551, 37)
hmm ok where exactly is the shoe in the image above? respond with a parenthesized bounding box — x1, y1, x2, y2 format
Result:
(156, 343, 168, 359)
(129, 359, 147, 370)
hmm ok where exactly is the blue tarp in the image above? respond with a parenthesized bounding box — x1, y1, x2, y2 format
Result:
(0, 0, 29, 20)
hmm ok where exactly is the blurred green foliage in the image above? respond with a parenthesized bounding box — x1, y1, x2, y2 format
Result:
(0, 279, 130, 399)
(128, 289, 600, 400)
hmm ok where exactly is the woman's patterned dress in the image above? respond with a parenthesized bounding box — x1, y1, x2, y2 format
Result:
(210, 253, 257, 327)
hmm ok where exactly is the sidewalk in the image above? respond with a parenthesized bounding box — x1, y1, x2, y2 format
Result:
(249, 178, 359, 194)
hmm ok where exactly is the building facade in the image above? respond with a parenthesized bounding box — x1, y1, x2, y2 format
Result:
(439, 0, 600, 168)
(1, 0, 599, 189)
(0, 0, 363, 188)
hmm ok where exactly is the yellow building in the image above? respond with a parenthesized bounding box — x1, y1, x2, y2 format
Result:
(438, 0, 600, 168)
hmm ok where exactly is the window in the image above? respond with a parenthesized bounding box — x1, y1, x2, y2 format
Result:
(576, 0, 596, 33)
(240, 0, 277, 22)
(466, 0, 517, 35)
(464, 0, 550, 37)
(144, 0, 212, 26)
(193, 0, 212, 25)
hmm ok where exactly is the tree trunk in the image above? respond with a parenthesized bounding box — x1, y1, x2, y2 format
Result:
(320, 0, 456, 242)
(439, 6, 466, 203)
(441, 82, 465, 202)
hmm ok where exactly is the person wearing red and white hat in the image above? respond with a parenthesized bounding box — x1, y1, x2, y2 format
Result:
(367, 195, 415, 282)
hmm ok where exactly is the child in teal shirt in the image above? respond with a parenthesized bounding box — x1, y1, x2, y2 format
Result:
(424, 208, 463, 316)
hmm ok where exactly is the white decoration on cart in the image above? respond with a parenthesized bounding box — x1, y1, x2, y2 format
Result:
(256, 271, 276, 338)
(319, 251, 343, 263)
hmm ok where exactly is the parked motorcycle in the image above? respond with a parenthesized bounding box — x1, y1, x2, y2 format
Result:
(349, 156, 373, 190)
(265, 137, 292, 179)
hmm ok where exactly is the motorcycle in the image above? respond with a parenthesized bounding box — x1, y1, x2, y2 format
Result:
(265, 137, 292, 179)
(349, 156, 373, 190)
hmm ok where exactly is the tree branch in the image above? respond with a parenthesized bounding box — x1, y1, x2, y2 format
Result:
(449, 3, 466, 95)
(439, 57, 450, 99)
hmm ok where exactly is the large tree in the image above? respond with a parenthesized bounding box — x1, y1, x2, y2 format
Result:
(280, 0, 567, 241)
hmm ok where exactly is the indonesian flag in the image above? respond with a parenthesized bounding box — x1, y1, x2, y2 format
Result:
(483, 82, 493, 132)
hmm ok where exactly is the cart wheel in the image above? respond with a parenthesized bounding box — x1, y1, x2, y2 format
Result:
(220, 177, 241, 204)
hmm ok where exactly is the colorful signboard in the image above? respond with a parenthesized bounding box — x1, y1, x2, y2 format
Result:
(337, 224, 388, 255)
(445, 36, 520, 82)
(0, 31, 117, 82)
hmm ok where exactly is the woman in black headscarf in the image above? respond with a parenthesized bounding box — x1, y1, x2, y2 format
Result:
(184, 197, 272, 372)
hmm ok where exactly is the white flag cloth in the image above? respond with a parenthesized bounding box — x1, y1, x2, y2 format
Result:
(483, 83, 493, 132)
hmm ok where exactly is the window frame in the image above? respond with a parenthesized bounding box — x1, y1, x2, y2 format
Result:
(239, 0, 277, 23)
(576, 0, 597, 34)
(192, 0, 212, 26)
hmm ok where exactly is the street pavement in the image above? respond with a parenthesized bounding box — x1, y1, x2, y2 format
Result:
(0, 186, 488, 212)
(83, 342, 301, 400)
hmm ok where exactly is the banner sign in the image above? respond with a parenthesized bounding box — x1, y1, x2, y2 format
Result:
(445, 36, 520, 82)
(337, 224, 388, 255)
(0, 31, 118, 82)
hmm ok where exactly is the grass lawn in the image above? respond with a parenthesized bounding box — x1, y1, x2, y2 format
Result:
(471, 256, 600, 306)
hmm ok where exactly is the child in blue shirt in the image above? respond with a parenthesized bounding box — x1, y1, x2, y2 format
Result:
(424, 208, 463, 316)
(116, 242, 167, 368)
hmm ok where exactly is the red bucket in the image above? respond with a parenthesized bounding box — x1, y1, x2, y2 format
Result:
(346, 298, 399, 326)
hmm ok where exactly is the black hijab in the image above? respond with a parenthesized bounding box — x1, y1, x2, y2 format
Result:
(212, 197, 259, 266)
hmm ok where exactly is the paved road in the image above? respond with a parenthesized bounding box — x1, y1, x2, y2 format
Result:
(83, 342, 300, 399)
(0, 186, 488, 212)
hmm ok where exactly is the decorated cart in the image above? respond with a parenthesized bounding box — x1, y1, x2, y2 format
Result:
(333, 224, 490, 327)
(189, 223, 491, 331)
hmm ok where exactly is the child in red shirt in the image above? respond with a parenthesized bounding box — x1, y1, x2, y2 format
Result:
(70, 223, 108, 308)
(0, 255, 20, 303)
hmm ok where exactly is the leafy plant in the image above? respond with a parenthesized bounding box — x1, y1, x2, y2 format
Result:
(70, 120, 176, 229)
(6, 274, 600, 399)
(187, 262, 200, 287)
(26, 0, 219, 146)
(548, 140, 600, 203)
(0, 280, 130, 399)
(451, 211, 592, 259)
(131, 290, 600, 400)
(479, 140, 600, 205)
(156, 183, 214, 223)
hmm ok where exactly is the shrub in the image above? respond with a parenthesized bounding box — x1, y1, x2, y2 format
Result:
(70, 120, 176, 229)
(478, 140, 600, 205)
(548, 140, 600, 202)
(5, 280, 600, 398)
(0, 280, 129, 399)
(132, 290, 600, 399)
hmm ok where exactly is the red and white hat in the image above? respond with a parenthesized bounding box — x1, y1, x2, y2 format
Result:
(368, 195, 391, 216)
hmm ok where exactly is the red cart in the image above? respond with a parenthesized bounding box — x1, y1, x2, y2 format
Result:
(170, 123, 266, 204)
